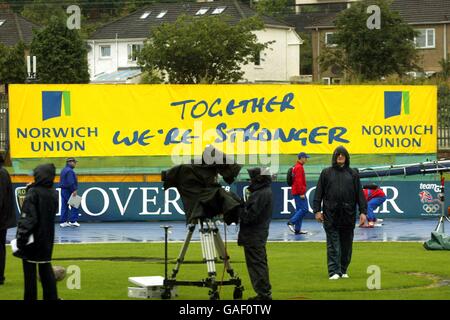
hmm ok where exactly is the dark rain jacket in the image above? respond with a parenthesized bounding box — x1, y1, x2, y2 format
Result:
(238, 168, 273, 247)
(313, 146, 367, 228)
(0, 165, 16, 230)
(162, 163, 243, 224)
(15, 164, 58, 262)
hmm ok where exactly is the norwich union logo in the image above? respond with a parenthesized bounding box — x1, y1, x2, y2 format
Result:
(384, 91, 410, 119)
(42, 91, 71, 121)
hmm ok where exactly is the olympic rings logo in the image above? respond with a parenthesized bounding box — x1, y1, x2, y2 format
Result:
(423, 204, 440, 213)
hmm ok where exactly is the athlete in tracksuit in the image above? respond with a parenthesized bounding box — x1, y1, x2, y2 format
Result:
(363, 184, 386, 227)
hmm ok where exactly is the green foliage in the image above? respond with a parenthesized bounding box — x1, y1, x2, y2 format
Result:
(299, 32, 312, 75)
(319, 0, 420, 82)
(0, 42, 27, 85)
(438, 55, 450, 82)
(254, 0, 294, 18)
(30, 16, 90, 83)
(139, 69, 163, 84)
(438, 83, 450, 128)
(138, 15, 271, 84)
(20, 0, 68, 26)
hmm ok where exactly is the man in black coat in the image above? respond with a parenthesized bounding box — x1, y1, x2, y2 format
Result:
(15, 163, 59, 300)
(313, 146, 367, 280)
(238, 167, 273, 300)
(0, 154, 16, 285)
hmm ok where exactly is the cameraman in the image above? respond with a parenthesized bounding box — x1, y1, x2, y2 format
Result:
(238, 167, 273, 300)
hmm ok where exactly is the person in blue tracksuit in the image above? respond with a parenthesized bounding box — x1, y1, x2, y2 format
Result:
(59, 158, 80, 227)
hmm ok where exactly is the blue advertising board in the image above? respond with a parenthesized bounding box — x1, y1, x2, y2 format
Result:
(12, 180, 448, 222)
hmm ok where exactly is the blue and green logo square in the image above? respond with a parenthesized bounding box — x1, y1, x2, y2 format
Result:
(42, 91, 71, 121)
(384, 91, 410, 119)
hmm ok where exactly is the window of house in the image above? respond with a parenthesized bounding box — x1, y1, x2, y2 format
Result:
(415, 29, 435, 49)
(128, 44, 143, 62)
(322, 77, 331, 85)
(100, 45, 111, 58)
(212, 6, 226, 14)
(140, 11, 151, 19)
(325, 32, 337, 47)
(254, 50, 261, 66)
(196, 7, 209, 15)
(0, 20, 5, 27)
(156, 10, 168, 19)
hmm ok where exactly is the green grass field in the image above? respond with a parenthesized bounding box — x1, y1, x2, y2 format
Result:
(1, 242, 449, 300)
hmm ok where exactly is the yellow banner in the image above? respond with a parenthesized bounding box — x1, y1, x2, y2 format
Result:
(9, 84, 437, 158)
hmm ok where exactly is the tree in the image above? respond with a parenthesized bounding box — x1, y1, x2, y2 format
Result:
(299, 32, 312, 75)
(21, 0, 68, 27)
(138, 15, 271, 84)
(30, 16, 89, 83)
(254, 0, 294, 19)
(318, 0, 420, 82)
(439, 54, 450, 82)
(0, 42, 27, 89)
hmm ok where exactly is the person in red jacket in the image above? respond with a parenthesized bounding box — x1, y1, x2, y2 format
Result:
(361, 183, 386, 228)
(287, 152, 310, 234)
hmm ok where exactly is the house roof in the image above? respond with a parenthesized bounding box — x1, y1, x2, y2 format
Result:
(284, 12, 336, 32)
(91, 68, 142, 83)
(390, 0, 450, 24)
(89, 0, 293, 40)
(305, 0, 450, 29)
(0, 11, 39, 46)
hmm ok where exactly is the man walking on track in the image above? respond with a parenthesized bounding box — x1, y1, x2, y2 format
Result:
(59, 158, 80, 227)
(287, 152, 310, 235)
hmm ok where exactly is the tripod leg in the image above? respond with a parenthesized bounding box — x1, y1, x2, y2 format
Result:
(171, 224, 196, 279)
(212, 222, 235, 277)
(200, 221, 217, 276)
(200, 221, 220, 300)
(435, 215, 447, 233)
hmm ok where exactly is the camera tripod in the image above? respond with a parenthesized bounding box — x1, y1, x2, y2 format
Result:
(161, 219, 244, 300)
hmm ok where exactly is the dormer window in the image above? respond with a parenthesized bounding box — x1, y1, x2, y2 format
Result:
(195, 7, 209, 15)
(156, 10, 168, 19)
(140, 11, 151, 19)
(212, 6, 226, 15)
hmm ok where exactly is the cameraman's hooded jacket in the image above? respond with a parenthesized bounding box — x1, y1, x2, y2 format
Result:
(238, 168, 273, 247)
(313, 146, 367, 228)
(0, 162, 16, 230)
(15, 164, 59, 262)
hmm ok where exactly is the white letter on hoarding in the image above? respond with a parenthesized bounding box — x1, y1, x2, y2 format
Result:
(281, 187, 295, 214)
(162, 187, 185, 215)
(139, 187, 161, 215)
(81, 188, 109, 216)
(110, 187, 137, 216)
(380, 186, 403, 213)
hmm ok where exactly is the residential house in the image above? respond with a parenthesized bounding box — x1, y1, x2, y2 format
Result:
(301, 0, 450, 83)
(0, 10, 38, 92)
(0, 10, 37, 47)
(87, 0, 302, 83)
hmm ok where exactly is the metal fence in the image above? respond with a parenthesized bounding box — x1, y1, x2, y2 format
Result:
(0, 94, 8, 154)
(438, 85, 450, 150)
